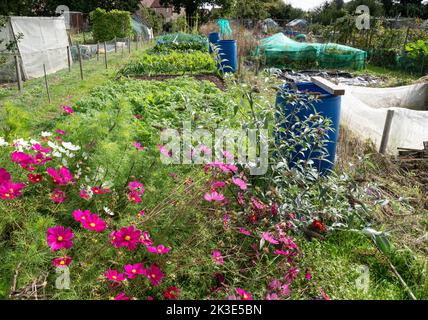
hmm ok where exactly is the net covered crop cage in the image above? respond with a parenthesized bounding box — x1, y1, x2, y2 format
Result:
(256, 33, 367, 70)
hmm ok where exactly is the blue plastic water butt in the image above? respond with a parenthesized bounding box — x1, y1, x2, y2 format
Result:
(217, 40, 237, 73)
(275, 82, 342, 174)
(208, 32, 220, 53)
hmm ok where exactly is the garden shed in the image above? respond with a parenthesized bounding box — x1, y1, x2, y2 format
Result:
(0, 16, 70, 81)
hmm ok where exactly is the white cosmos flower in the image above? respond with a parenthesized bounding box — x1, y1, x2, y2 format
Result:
(62, 141, 80, 151)
(104, 207, 114, 216)
(0, 137, 8, 147)
(41, 131, 52, 137)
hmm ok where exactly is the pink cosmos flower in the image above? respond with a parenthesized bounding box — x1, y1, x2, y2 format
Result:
(251, 197, 266, 211)
(113, 292, 130, 300)
(284, 267, 300, 283)
(133, 142, 145, 151)
(81, 213, 107, 232)
(236, 288, 252, 300)
(123, 263, 145, 279)
(72, 209, 90, 222)
(212, 250, 224, 265)
(204, 191, 225, 202)
(238, 228, 251, 236)
(46, 226, 73, 251)
(158, 144, 172, 158)
(129, 180, 144, 192)
(145, 264, 164, 287)
(11, 151, 35, 171)
(237, 192, 245, 205)
(266, 293, 279, 300)
(262, 232, 279, 245)
(79, 189, 91, 200)
(27, 173, 43, 183)
(273, 249, 290, 256)
(319, 288, 330, 300)
(139, 231, 153, 246)
(146, 245, 171, 255)
(305, 272, 312, 280)
(232, 177, 247, 190)
(269, 279, 282, 290)
(128, 191, 142, 203)
(33, 153, 52, 165)
(147, 296, 154, 300)
(104, 269, 125, 283)
(56, 129, 65, 135)
(163, 286, 180, 300)
(112, 226, 141, 251)
(47, 167, 74, 185)
(0, 181, 25, 200)
(90, 186, 106, 195)
(271, 202, 278, 217)
(222, 150, 234, 160)
(31, 143, 50, 154)
(211, 181, 225, 190)
(138, 210, 145, 217)
(0, 168, 10, 184)
(53, 256, 72, 267)
(50, 188, 66, 203)
(280, 284, 291, 297)
(62, 105, 73, 114)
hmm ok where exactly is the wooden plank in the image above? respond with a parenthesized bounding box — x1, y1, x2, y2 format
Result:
(379, 110, 395, 154)
(310, 76, 345, 96)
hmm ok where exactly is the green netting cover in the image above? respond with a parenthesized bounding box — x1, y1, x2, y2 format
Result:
(256, 33, 367, 70)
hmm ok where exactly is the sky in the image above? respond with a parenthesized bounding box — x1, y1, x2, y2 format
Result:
(284, 0, 428, 11)
(283, 0, 349, 11)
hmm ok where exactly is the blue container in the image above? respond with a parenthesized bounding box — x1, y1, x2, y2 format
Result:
(217, 40, 237, 73)
(208, 32, 220, 53)
(275, 82, 342, 174)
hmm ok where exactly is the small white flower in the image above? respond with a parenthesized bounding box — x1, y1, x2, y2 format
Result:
(62, 141, 81, 151)
(47, 141, 58, 149)
(104, 207, 114, 216)
(0, 137, 8, 147)
(52, 151, 62, 158)
(41, 131, 52, 137)
(13, 138, 30, 150)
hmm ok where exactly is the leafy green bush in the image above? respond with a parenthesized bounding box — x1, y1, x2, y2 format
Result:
(119, 51, 216, 76)
(139, 6, 163, 35)
(90, 8, 132, 42)
(153, 33, 209, 53)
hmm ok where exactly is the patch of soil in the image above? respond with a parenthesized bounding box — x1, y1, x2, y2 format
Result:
(133, 74, 226, 91)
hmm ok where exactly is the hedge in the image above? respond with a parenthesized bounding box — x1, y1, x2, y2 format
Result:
(90, 8, 132, 42)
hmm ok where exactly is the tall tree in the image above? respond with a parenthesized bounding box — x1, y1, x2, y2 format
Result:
(160, 0, 232, 26)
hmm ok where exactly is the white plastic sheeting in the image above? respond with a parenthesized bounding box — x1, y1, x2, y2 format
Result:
(341, 83, 428, 154)
(9, 16, 70, 80)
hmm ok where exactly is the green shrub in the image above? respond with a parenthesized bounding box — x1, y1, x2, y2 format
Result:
(139, 6, 163, 35)
(90, 8, 132, 42)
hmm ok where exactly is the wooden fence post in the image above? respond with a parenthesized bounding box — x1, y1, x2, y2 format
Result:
(14, 55, 23, 93)
(77, 44, 83, 80)
(114, 37, 117, 53)
(104, 42, 108, 69)
(66, 46, 71, 72)
(128, 36, 131, 54)
(43, 64, 51, 103)
(97, 42, 100, 61)
(379, 110, 395, 154)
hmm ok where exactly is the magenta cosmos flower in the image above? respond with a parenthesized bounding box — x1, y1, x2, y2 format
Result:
(139, 231, 153, 246)
(46, 226, 74, 251)
(212, 250, 224, 265)
(53, 256, 72, 267)
(81, 213, 107, 232)
(145, 264, 164, 287)
(47, 166, 75, 185)
(11, 151, 35, 171)
(123, 263, 145, 279)
(113, 292, 130, 300)
(236, 288, 252, 300)
(238, 228, 251, 236)
(27, 173, 43, 183)
(62, 105, 73, 114)
(0, 180, 25, 200)
(262, 232, 279, 245)
(104, 269, 125, 284)
(133, 142, 145, 151)
(72, 209, 90, 223)
(110, 226, 141, 251)
(50, 188, 66, 203)
(0, 168, 11, 184)
(158, 144, 172, 158)
(232, 177, 247, 190)
(204, 191, 225, 202)
(146, 245, 171, 255)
